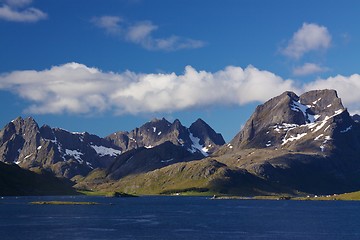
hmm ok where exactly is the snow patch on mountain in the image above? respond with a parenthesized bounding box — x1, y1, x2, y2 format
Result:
(161, 158, 174, 163)
(312, 98, 322, 105)
(290, 100, 315, 123)
(314, 134, 324, 141)
(91, 145, 122, 157)
(188, 132, 209, 156)
(65, 149, 83, 163)
(340, 125, 352, 133)
(282, 133, 307, 145)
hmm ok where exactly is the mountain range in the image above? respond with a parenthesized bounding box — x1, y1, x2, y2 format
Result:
(0, 116, 224, 184)
(1, 89, 360, 196)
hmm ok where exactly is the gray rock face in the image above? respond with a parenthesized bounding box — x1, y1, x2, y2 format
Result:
(106, 118, 225, 156)
(0, 117, 225, 179)
(225, 89, 350, 152)
(189, 118, 225, 153)
(217, 89, 360, 194)
(101, 118, 225, 180)
(0, 117, 122, 178)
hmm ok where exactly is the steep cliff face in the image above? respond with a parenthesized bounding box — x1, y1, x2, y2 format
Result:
(215, 89, 360, 194)
(0, 117, 122, 178)
(102, 118, 225, 179)
(0, 117, 225, 180)
(223, 90, 348, 152)
(106, 117, 225, 156)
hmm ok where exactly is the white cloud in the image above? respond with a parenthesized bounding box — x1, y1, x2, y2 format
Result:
(293, 63, 329, 76)
(0, 62, 297, 115)
(0, 0, 47, 22)
(92, 15, 205, 51)
(282, 23, 331, 59)
(304, 74, 360, 114)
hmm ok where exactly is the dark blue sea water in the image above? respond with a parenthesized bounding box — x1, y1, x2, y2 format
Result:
(0, 196, 360, 240)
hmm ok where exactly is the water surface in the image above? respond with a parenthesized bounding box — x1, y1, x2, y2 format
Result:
(0, 196, 359, 239)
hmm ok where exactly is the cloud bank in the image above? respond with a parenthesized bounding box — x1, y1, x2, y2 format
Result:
(0, 0, 47, 22)
(0, 63, 296, 115)
(92, 15, 205, 51)
(1, 63, 360, 115)
(282, 23, 331, 59)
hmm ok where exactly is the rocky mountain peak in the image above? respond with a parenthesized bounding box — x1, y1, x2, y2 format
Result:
(189, 118, 225, 153)
(225, 89, 352, 152)
(299, 89, 345, 122)
(0, 117, 123, 178)
(106, 117, 225, 156)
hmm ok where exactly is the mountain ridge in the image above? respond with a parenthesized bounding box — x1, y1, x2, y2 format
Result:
(0, 116, 224, 180)
(2, 89, 360, 196)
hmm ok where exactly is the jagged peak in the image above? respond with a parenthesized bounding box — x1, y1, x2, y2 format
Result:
(171, 119, 184, 128)
(301, 89, 339, 98)
(7, 116, 39, 134)
(192, 118, 206, 125)
(190, 118, 212, 131)
(11, 116, 23, 123)
(173, 118, 182, 124)
(283, 91, 299, 101)
(149, 117, 169, 123)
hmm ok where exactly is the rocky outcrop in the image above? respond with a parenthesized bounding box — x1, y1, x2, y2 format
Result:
(223, 89, 348, 152)
(106, 117, 225, 156)
(102, 118, 225, 179)
(0, 117, 225, 179)
(216, 89, 360, 194)
(0, 117, 122, 178)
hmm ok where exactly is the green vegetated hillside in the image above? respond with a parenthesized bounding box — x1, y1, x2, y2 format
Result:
(75, 158, 294, 196)
(0, 162, 77, 196)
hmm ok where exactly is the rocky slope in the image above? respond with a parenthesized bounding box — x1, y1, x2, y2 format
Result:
(81, 118, 225, 181)
(0, 117, 225, 180)
(106, 118, 225, 156)
(215, 89, 360, 194)
(0, 117, 123, 178)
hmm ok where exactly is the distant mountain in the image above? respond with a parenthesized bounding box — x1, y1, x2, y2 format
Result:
(0, 117, 122, 178)
(0, 117, 225, 181)
(106, 118, 225, 156)
(0, 161, 77, 196)
(91, 118, 225, 180)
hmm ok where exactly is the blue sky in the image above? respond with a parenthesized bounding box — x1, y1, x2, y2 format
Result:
(1, 0, 360, 141)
